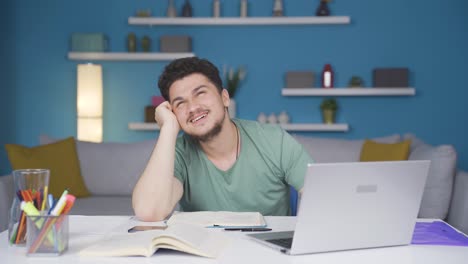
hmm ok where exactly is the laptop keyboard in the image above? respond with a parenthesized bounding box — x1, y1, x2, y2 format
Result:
(266, 238, 293, 249)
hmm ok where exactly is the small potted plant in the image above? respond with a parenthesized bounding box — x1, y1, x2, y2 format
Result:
(320, 98, 338, 124)
(224, 65, 247, 118)
(224, 66, 246, 98)
(348, 76, 364, 88)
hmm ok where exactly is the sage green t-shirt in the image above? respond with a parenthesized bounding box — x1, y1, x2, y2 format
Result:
(174, 119, 312, 216)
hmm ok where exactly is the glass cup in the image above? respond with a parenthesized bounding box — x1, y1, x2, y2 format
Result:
(26, 215, 69, 256)
(8, 169, 50, 246)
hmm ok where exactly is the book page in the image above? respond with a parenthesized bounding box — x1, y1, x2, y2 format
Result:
(79, 230, 165, 257)
(159, 223, 230, 258)
(167, 211, 266, 227)
(79, 223, 230, 258)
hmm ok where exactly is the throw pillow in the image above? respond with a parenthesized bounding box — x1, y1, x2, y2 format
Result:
(360, 140, 411, 161)
(40, 135, 156, 196)
(292, 134, 401, 163)
(404, 134, 456, 219)
(5, 137, 90, 198)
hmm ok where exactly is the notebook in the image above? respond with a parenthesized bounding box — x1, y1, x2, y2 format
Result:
(248, 160, 430, 255)
(166, 211, 266, 228)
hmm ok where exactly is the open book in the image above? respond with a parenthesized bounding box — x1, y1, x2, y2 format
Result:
(79, 223, 229, 258)
(167, 211, 267, 228)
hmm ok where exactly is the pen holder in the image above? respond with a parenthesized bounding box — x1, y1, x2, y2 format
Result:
(26, 215, 69, 256)
(8, 169, 50, 246)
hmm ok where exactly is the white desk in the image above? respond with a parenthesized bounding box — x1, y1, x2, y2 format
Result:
(1, 215, 468, 264)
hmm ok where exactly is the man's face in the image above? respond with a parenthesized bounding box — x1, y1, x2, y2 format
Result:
(169, 73, 230, 141)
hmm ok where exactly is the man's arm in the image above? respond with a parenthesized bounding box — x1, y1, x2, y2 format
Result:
(132, 102, 183, 222)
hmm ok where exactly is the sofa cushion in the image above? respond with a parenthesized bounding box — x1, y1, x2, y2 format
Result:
(5, 137, 90, 198)
(360, 140, 411, 162)
(40, 135, 156, 196)
(292, 134, 401, 163)
(404, 134, 456, 219)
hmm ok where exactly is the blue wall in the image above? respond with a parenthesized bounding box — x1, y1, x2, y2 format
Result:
(1, 0, 468, 175)
(0, 0, 16, 175)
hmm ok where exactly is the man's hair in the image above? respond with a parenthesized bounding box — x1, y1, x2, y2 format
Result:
(158, 57, 223, 101)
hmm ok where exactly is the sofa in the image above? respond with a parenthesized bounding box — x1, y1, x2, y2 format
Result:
(1, 133, 467, 235)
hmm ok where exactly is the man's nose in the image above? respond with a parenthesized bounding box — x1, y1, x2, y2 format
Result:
(187, 99, 200, 114)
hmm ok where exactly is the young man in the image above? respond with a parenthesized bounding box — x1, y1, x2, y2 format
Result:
(132, 57, 311, 221)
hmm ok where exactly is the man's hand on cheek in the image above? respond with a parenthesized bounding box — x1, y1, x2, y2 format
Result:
(155, 102, 181, 133)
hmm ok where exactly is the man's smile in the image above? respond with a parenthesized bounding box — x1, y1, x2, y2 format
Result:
(189, 111, 209, 124)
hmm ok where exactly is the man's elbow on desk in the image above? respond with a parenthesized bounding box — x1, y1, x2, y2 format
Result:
(134, 208, 171, 222)
(133, 204, 173, 222)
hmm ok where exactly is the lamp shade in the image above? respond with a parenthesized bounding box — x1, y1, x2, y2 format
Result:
(77, 118, 103, 143)
(77, 64, 103, 117)
(77, 64, 103, 142)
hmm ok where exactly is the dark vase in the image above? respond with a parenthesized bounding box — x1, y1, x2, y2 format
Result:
(316, 1, 330, 16)
(141, 36, 151, 52)
(127, 33, 137, 52)
(182, 0, 193, 17)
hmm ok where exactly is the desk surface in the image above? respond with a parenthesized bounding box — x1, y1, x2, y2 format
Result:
(1, 215, 468, 264)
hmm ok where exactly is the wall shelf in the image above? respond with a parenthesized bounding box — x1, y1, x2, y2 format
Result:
(129, 122, 160, 131)
(68, 52, 195, 61)
(281, 123, 349, 132)
(128, 16, 351, 26)
(281, 88, 416, 96)
(128, 122, 349, 132)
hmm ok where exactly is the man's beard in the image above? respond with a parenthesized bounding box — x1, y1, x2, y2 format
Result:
(187, 111, 225, 142)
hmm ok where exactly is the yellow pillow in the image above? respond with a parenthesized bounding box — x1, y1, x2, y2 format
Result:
(360, 139, 411, 162)
(5, 137, 90, 198)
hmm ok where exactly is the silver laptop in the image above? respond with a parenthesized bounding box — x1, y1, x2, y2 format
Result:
(248, 160, 430, 255)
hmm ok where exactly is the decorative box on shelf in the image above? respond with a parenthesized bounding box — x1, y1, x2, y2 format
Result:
(145, 96, 165, 122)
(285, 71, 315, 88)
(160, 36, 192, 53)
(145, 106, 157, 123)
(71, 33, 108, 52)
(373, 68, 409, 88)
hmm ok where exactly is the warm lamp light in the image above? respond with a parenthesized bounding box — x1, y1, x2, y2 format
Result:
(77, 64, 103, 142)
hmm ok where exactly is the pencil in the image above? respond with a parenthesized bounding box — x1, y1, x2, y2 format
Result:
(41, 186, 48, 211)
(9, 217, 19, 244)
(9, 191, 24, 244)
(15, 213, 26, 244)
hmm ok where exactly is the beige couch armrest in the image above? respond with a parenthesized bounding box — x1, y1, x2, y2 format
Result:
(0, 174, 14, 232)
(447, 170, 468, 235)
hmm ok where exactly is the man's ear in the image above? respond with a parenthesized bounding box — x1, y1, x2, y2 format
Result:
(221, 88, 230, 108)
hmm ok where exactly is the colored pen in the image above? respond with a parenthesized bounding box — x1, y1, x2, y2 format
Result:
(55, 195, 76, 229)
(50, 190, 68, 216)
(21, 201, 40, 215)
(224, 228, 272, 232)
(57, 194, 76, 217)
(47, 194, 55, 214)
(20, 201, 43, 226)
(41, 186, 48, 211)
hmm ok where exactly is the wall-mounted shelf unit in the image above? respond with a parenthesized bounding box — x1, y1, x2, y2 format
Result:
(281, 88, 415, 96)
(129, 122, 160, 131)
(281, 123, 349, 132)
(68, 52, 195, 61)
(128, 122, 349, 132)
(128, 16, 351, 26)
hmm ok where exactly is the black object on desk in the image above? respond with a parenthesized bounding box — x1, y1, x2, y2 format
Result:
(224, 228, 272, 232)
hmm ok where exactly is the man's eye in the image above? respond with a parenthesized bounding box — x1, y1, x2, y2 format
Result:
(197, 91, 205, 96)
(176, 102, 185, 108)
